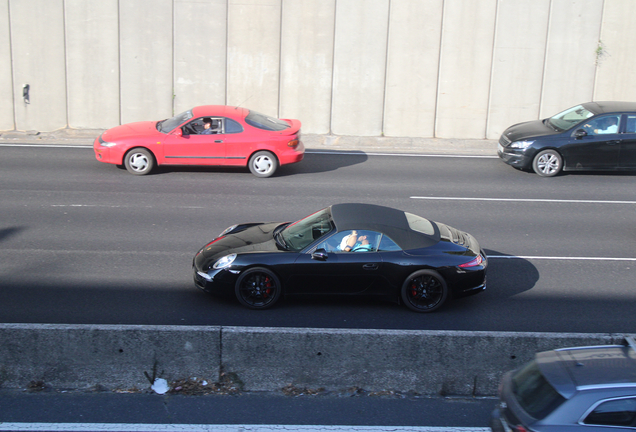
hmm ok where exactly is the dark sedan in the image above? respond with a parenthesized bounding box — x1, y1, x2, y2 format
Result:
(193, 203, 487, 312)
(498, 101, 636, 176)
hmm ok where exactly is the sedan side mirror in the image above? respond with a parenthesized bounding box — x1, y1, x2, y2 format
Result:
(573, 129, 587, 139)
(311, 248, 328, 261)
(173, 128, 183, 137)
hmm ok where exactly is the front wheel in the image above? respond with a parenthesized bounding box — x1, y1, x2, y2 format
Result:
(248, 151, 278, 178)
(235, 267, 281, 309)
(124, 148, 155, 175)
(401, 270, 448, 313)
(532, 149, 562, 177)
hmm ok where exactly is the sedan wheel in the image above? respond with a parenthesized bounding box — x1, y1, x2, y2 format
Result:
(532, 149, 562, 177)
(248, 151, 278, 178)
(235, 267, 281, 309)
(124, 148, 155, 175)
(401, 270, 448, 313)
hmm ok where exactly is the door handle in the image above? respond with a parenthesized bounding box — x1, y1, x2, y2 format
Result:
(363, 263, 378, 270)
(606, 140, 620, 146)
(215, 140, 223, 143)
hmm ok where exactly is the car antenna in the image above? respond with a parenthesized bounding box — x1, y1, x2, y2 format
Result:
(235, 95, 253, 110)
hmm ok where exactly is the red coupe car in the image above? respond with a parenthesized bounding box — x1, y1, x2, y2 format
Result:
(94, 106, 304, 177)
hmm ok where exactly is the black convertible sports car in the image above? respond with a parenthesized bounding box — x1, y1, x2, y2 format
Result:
(193, 203, 487, 312)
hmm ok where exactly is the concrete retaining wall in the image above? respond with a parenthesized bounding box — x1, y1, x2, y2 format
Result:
(0, 324, 630, 395)
(2, 0, 636, 138)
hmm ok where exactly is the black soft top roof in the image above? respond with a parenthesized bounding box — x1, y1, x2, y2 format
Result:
(330, 203, 439, 250)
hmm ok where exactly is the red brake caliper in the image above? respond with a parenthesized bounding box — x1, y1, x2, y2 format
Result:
(264, 277, 272, 298)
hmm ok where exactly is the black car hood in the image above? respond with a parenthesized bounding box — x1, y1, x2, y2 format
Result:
(199, 222, 285, 259)
(503, 119, 560, 142)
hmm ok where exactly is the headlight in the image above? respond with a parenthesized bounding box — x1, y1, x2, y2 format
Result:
(219, 225, 238, 236)
(100, 141, 117, 147)
(213, 253, 237, 269)
(509, 140, 534, 150)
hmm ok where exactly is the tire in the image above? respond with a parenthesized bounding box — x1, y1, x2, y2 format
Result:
(248, 151, 278, 178)
(401, 270, 448, 313)
(532, 149, 562, 177)
(235, 267, 282, 310)
(124, 148, 155, 175)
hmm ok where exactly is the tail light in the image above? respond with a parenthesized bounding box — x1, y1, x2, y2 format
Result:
(287, 139, 299, 148)
(458, 254, 483, 268)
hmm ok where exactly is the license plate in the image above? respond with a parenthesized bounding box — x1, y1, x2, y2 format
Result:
(498, 143, 504, 153)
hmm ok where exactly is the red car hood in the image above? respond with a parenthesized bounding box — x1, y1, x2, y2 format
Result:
(102, 121, 160, 141)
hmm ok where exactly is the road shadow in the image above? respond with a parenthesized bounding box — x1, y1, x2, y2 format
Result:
(0, 226, 25, 243)
(142, 151, 369, 177)
(483, 248, 539, 298)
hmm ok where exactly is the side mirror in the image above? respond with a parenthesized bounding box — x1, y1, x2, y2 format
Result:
(311, 248, 328, 261)
(573, 129, 587, 139)
(173, 128, 183, 137)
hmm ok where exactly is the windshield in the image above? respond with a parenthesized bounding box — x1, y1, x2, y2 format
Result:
(157, 110, 193, 133)
(547, 104, 594, 132)
(280, 208, 334, 252)
(245, 110, 290, 131)
(512, 360, 565, 420)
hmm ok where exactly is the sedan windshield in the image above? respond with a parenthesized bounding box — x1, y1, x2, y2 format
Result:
(547, 104, 594, 132)
(245, 110, 290, 131)
(157, 110, 193, 133)
(280, 208, 334, 252)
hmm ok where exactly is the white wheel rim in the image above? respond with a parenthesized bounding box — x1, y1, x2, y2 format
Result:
(130, 153, 149, 172)
(253, 155, 273, 174)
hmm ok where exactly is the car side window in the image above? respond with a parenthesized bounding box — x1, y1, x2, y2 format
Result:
(225, 118, 244, 134)
(583, 397, 636, 427)
(315, 230, 380, 253)
(377, 234, 401, 251)
(582, 115, 620, 135)
(625, 115, 636, 134)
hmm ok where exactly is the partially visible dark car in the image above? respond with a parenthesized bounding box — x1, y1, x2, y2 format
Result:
(491, 337, 636, 432)
(498, 101, 636, 176)
(193, 203, 487, 312)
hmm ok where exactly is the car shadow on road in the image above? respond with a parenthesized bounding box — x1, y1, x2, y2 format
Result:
(141, 150, 369, 177)
(278, 150, 369, 176)
(483, 249, 539, 298)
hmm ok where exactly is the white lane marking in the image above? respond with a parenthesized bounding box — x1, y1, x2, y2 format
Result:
(488, 255, 636, 262)
(411, 196, 636, 205)
(1, 144, 496, 158)
(307, 150, 496, 158)
(0, 143, 93, 148)
(0, 424, 490, 432)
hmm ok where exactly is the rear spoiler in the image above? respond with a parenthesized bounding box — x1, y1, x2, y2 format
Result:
(279, 118, 301, 135)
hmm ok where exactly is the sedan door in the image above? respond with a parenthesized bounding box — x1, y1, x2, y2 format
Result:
(619, 114, 636, 169)
(562, 115, 621, 169)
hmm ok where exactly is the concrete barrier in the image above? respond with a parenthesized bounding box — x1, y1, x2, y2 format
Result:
(0, 324, 630, 395)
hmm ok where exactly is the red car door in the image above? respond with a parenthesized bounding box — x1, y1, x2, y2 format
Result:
(161, 120, 226, 166)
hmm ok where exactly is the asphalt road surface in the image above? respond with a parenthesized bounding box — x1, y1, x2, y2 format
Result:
(1, 145, 635, 333)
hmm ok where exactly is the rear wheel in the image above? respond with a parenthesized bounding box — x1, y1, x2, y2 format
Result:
(401, 270, 448, 313)
(235, 267, 281, 309)
(124, 148, 154, 175)
(248, 151, 278, 178)
(532, 149, 562, 177)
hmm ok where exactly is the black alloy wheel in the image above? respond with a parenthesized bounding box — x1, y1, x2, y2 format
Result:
(401, 270, 448, 313)
(235, 267, 282, 309)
